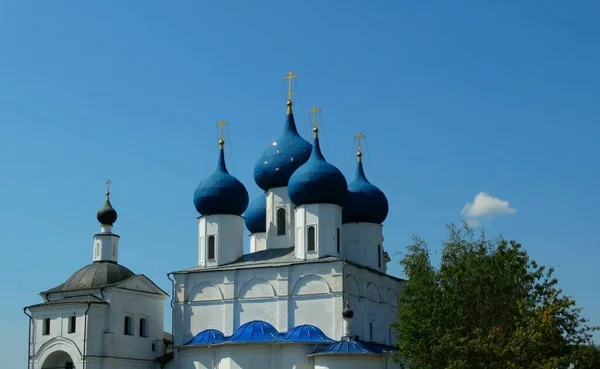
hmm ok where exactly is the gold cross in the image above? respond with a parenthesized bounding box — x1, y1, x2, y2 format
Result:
(354, 132, 366, 152)
(309, 106, 321, 128)
(216, 120, 228, 141)
(283, 70, 298, 102)
(105, 179, 112, 194)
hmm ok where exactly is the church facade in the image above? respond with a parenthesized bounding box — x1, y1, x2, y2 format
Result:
(25, 71, 404, 369)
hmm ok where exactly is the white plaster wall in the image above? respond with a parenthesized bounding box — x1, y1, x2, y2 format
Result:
(87, 288, 165, 360)
(266, 187, 296, 249)
(249, 232, 267, 253)
(342, 222, 384, 272)
(93, 227, 119, 263)
(198, 214, 244, 267)
(172, 261, 345, 346)
(343, 264, 403, 345)
(295, 204, 342, 260)
(179, 344, 315, 369)
(314, 355, 384, 369)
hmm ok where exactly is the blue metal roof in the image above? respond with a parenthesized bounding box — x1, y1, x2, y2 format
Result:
(310, 340, 382, 356)
(193, 147, 249, 216)
(343, 159, 389, 224)
(288, 134, 347, 207)
(224, 320, 280, 343)
(185, 329, 225, 345)
(253, 105, 312, 191)
(244, 193, 266, 234)
(280, 324, 335, 343)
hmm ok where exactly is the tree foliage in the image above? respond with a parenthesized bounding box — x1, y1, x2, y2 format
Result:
(392, 222, 597, 369)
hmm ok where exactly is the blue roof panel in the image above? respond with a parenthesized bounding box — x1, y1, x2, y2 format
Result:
(311, 340, 381, 356)
(224, 320, 280, 343)
(185, 329, 225, 345)
(281, 324, 335, 343)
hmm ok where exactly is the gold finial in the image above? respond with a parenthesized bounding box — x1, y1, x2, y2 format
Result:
(353, 132, 366, 162)
(284, 70, 298, 114)
(105, 178, 112, 196)
(309, 106, 321, 137)
(216, 120, 228, 148)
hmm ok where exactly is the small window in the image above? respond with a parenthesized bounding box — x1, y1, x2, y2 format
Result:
(336, 228, 340, 253)
(389, 326, 393, 344)
(208, 235, 216, 260)
(124, 316, 133, 336)
(276, 208, 286, 235)
(42, 318, 50, 335)
(113, 244, 116, 257)
(95, 242, 100, 258)
(378, 244, 382, 268)
(139, 318, 148, 337)
(68, 316, 76, 333)
(369, 322, 374, 340)
(307, 226, 316, 252)
(152, 342, 157, 351)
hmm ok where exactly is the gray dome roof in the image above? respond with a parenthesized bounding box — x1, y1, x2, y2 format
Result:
(46, 261, 135, 293)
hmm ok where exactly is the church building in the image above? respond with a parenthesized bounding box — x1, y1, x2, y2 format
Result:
(25, 71, 404, 369)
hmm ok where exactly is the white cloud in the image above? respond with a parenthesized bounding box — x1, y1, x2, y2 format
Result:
(465, 218, 481, 227)
(461, 192, 516, 218)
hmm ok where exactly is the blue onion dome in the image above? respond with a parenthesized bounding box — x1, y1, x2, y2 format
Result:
(288, 126, 347, 207)
(342, 151, 389, 224)
(97, 190, 118, 225)
(253, 101, 312, 191)
(193, 141, 249, 216)
(244, 193, 266, 233)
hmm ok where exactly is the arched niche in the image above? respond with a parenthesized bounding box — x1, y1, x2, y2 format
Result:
(365, 282, 381, 303)
(292, 274, 332, 296)
(238, 278, 276, 299)
(344, 274, 360, 297)
(188, 281, 224, 302)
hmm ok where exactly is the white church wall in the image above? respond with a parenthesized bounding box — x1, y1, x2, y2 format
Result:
(342, 222, 384, 272)
(295, 204, 343, 260)
(92, 225, 119, 263)
(314, 355, 387, 369)
(266, 187, 296, 249)
(172, 260, 345, 347)
(343, 264, 403, 345)
(198, 214, 244, 267)
(249, 232, 267, 252)
(86, 288, 165, 361)
(29, 303, 90, 359)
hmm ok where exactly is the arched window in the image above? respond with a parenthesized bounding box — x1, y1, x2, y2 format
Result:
(276, 208, 286, 235)
(307, 226, 316, 252)
(139, 318, 148, 337)
(378, 244, 382, 268)
(208, 235, 216, 260)
(42, 318, 50, 335)
(124, 316, 133, 336)
(336, 228, 341, 253)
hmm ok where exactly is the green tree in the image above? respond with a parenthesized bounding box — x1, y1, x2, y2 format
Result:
(392, 223, 597, 369)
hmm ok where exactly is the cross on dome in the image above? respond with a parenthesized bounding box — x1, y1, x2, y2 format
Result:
(353, 132, 366, 161)
(216, 120, 228, 148)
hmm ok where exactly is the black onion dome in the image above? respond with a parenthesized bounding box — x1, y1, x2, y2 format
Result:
(97, 192, 118, 225)
(342, 300, 354, 318)
(47, 262, 135, 292)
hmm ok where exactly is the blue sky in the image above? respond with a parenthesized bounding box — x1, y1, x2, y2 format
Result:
(1, 1, 599, 366)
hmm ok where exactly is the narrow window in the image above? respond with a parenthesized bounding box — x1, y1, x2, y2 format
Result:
(139, 318, 148, 337)
(68, 316, 76, 333)
(336, 228, 341, 253)
(95, 242, 100, 258)
(276, 208, 286, 235)
(208, 236, 216, 260)
(42, 318, 50, 335)
(378, 244, 382, 268)
(152, 342, 157, 351)
(113, 244, 116, 257)
(307, 226, 316, 252)
(369, 322, 374, 340)
(389, 326, 393, 344)
(124, 316, 133, 336)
